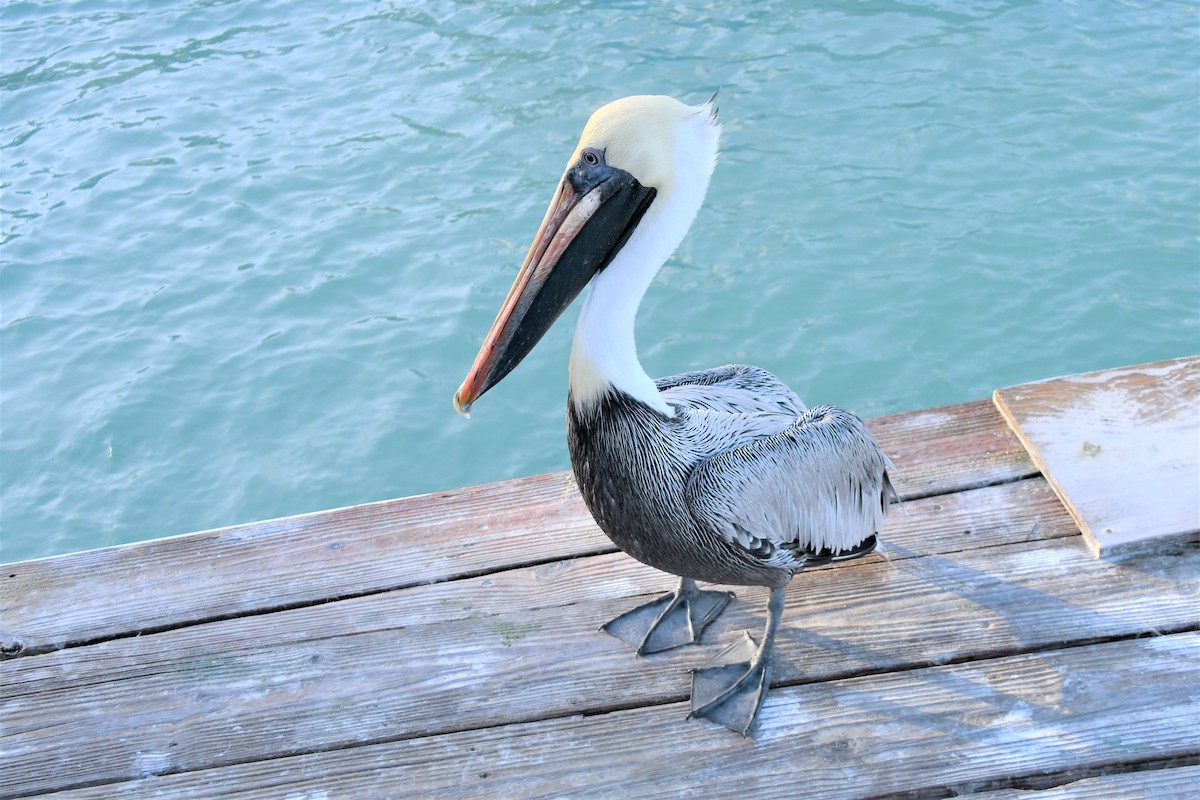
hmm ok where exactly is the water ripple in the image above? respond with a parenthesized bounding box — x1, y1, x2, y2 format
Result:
(1, 0, 1196, 561)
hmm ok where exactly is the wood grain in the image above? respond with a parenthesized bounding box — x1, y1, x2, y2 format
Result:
(28, 634, 1200, 800)
(5, 531, 1196, 797)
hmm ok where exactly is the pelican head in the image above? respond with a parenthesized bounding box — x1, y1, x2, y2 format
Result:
(454, 95, 720, 416)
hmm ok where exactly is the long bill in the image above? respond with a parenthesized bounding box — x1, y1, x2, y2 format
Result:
(453, 165, 656, 417)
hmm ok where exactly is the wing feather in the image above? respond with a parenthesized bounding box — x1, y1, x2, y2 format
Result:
(685, 405, 894, 564)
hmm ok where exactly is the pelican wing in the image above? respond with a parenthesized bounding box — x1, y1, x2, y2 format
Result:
(657, 363, 807, 416)
(684, 405, 894, 567)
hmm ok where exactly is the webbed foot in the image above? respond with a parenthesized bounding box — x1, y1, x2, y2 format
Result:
(688, 584, 787, 735)
(688, 632, 772, 736)
(602, 577, 733, 655)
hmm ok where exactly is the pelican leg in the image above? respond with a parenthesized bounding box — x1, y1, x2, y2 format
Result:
(602, 577, 733, 656)
(688, 585, 785, 736)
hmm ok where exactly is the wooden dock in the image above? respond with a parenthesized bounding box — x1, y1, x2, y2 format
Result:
(3, 358, 1198, 799)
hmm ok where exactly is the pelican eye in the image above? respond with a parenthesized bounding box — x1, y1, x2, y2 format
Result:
(581, 148, 602, 166)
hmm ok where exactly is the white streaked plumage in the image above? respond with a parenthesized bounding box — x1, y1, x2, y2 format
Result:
(662, 370, 891, 560)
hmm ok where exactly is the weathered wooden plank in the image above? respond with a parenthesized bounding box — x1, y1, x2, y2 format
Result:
(872, 398, 1038, 499)
(16, 479, 1079, 699)
(27, 634, 1200, 800)
(1, 398, 1032, 659)
(967, 764, 1200, 799)
(994, 356, 1200, 557)
(5, 518, 1195, 797)
(0, 469, 596, 658)
(0, 477, 1077, 692)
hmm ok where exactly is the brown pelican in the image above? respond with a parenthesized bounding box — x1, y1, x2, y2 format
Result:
(454, 95, 894, 734)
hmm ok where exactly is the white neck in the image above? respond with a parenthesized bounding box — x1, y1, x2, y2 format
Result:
(568, 115, 718, 415)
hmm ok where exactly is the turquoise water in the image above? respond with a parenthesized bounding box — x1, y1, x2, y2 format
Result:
(2, 1, 1197, 563)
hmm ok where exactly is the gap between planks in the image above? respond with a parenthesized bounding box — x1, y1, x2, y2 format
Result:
(960, 761, 1200, 800)
(864, 757, 1200, 800)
